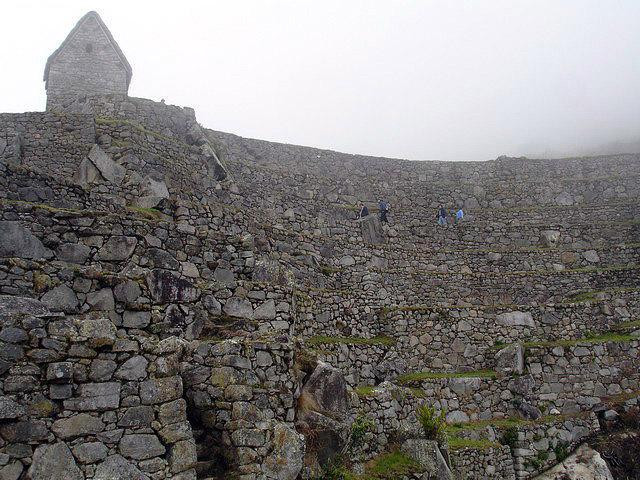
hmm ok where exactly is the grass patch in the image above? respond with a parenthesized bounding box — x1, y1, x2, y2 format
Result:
(355, 386, 376, 397)
(613, 319, 640, 332)
(396, 370, 497, 385)
(362, 451, 421, 479)
(319, 264, 343, 276)
(126, 206, 168, 221)
(307, 335, 396, 347)
(445, 417, 531, 435)
(448, 436, 501, 451)
(524, 332, 636, 349)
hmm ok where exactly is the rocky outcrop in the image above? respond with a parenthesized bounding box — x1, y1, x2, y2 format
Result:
(533, 444, 613, 480)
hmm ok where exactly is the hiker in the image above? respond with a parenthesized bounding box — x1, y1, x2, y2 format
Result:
(437, 205, 447, 226)
(455, 207, 464, 224)
(357, 205, 369, 219)
(378, 199, 390, 223)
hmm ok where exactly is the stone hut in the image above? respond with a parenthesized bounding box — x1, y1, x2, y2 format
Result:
(43, 11, 132, 111)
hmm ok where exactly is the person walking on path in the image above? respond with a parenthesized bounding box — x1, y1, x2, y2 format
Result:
(357, 205, 369, 219)
(378, 199, 390, 223)
(455, 207, 464, 224)
(437, 205, 447, 226)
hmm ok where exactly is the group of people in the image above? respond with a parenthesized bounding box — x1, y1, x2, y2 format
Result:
(437, 205, 464, 225)
(357, 199, 390, 223)
(356, 200, 463, 226)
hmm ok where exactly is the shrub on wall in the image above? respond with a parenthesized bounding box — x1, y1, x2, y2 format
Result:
(416, 404, 446, 441)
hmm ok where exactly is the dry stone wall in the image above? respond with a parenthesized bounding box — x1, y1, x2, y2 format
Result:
(2, 93, 639, 479)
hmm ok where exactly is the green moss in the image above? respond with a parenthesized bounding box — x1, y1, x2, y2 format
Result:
(396, 370, 497, 385)
(307, 335, 396, 347)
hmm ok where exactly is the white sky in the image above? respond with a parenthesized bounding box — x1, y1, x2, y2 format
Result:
(1, 0, 639, 161)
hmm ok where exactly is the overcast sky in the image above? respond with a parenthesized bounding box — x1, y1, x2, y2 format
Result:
(1, 0, 639, 161)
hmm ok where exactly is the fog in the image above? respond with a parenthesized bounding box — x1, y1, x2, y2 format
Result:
(1, 0, 639, 161)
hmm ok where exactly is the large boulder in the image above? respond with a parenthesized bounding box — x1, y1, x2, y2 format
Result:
(359, 214, 385, 244)
(540, 230, 561, 247)
(300, 361, 348, 414)
(497, 311, 535, 328)
(0, 296, 51, 320)
(98, 236, 137, 261)
(297, 362, 349, 474)
(87, 144, 126, 185)
(495, 343, 524, 375)
(73, 157, 104, 186)
(401, 439, 453, 480)
(533, 444, 613, 480)
(146, 270, 200, 303)
(28, 442, 83, 480)
(133, 175, 170, 208)
(41, 285, 79, 313)
(94, 454, 150, 480)
(262, 422, 305, 480)
(0, 221, 52, 259)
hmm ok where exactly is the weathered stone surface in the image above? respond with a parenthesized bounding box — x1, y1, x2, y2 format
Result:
(41, 285, 78, 313)
(56, 242, 91, 264)
(213, 267, 235, 287)
(122, 311, 151, 328)
(52, 413, 105, 439)
(73, 157, 104, 186)
(119, 434, 166, 460)
(140, 376, 183, 405)
(97, 236, 137, 261)
(0, 295, 51, 319)
(359, 214, 385, 244)
(115, 355, 148, 380)
(533, 444, 613, 480)
(0, 327, 28, 343)
(86, 288, 115, 311)
(76, 317, 117, 347)
(584, 250, 600, 263)
(28, 442, 82, 480)
(65, 382, 121, 411)
(497, 311, 535, 328)
(262, 422, 305, 480)
(495, 343, 524, 375)
(0, 420, 48, 442)
(223, 297, 254, 319)
(134, 175, 169, 208)
(401, 439, 454, 480)
(168, 440, 197, 473)
(0, 221, 52, 259)
(300, 361, 348, 415)
(146, 270, 200, 303)
(94, 454, 150, 480)
(113, 281, 142, 304)
(540, 230, 561, 247)
(0, 398, 26, 420)
(73, 441, 109, 464)
(253, 299, 276, 320)
(88, 144, 126, 185)
(0, 461, 23, 480)
(118, 406, 154, 428)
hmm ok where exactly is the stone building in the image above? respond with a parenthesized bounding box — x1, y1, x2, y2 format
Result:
(43, 11, 132, 111)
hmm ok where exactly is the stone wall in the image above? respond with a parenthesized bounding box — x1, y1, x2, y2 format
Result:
(450, 445, 516, 479)
(182, 336, 303, 480)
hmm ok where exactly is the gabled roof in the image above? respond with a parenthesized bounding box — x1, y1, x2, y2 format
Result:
(43, 11, 132, 88)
